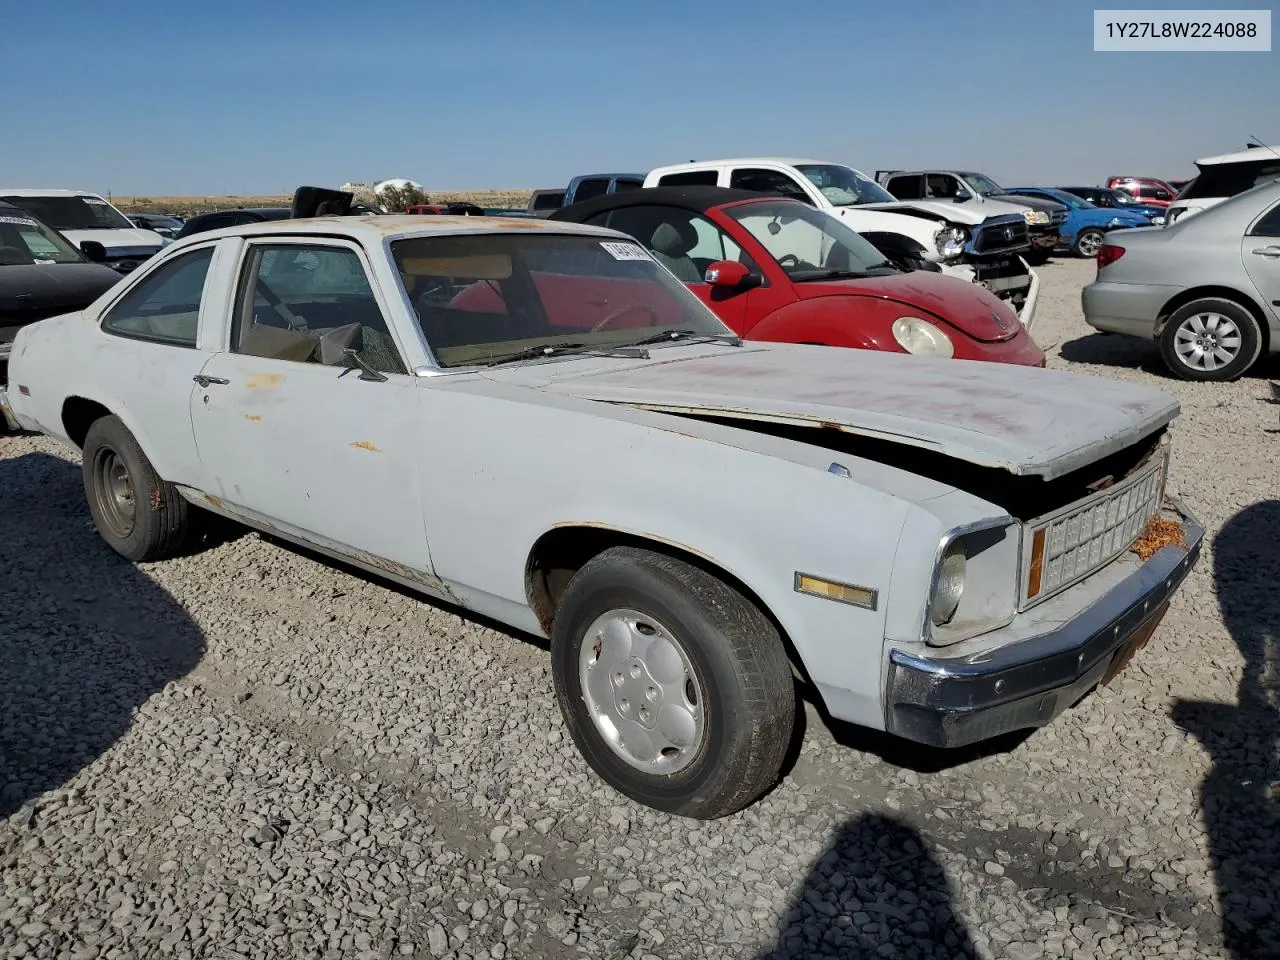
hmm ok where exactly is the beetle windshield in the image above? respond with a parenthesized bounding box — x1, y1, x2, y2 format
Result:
(794, 164, 896, 206)
(391, 232, 734, 367)
(726, 200, 899, 281)
(0, 210, 87, 264)
(0, 195, 135, 231)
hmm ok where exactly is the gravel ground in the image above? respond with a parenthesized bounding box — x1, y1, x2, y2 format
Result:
(4, 257, 1280, 960)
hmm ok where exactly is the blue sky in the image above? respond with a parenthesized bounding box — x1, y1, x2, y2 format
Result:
(1, 0, 1276, 195)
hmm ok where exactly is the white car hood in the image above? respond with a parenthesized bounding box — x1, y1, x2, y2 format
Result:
(58, 227, 165, 255)
(525, 344, 1178, 479)
(858, 197, 1030, 225)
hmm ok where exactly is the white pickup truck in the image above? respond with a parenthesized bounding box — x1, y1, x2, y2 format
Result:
(643, 158, 1040, 328)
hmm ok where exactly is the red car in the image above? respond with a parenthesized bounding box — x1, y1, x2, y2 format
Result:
(1104, 177, 1179, 208)
(548, 186, 1044, 366)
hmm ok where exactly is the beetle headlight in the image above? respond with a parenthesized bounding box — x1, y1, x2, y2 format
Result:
(933, 226, 967, 258)
(1023, 210, 1050, 225)
(892, 317, 954, 358)
(930, 541, 966, 626)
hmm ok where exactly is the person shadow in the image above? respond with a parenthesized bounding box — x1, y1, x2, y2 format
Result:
(0, 450, 205, 820)
(755, 813, 975, 959)
(1173, 500, 1280, 958)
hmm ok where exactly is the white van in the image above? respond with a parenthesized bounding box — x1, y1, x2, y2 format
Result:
(0, 189, 166, 273)
(1165, 146, 1280, 224)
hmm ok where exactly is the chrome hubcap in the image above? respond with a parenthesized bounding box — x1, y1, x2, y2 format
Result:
(1078, 231, 1103, 257)
(1174, 312, 1242, 371)
(578, 608, 705, 773)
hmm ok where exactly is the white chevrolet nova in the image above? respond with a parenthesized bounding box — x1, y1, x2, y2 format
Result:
(0, 215, 1203, 819)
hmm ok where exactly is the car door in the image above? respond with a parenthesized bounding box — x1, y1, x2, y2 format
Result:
(89, 242, 224, 486)
(1244, 200, 1280, 324)
(581, 205, 756, 331)
(188, 237, 437, 584)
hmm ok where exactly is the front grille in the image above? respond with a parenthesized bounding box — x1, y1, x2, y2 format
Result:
(972, 219, 1029, 253)
(1020, 448, 1168, 609)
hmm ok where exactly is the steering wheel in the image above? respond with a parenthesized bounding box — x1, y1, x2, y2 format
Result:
(590, 303, 660, 332)
(776, 254, 800, 269)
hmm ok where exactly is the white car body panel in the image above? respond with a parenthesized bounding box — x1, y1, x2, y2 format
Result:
(2, 215, 1190, 737)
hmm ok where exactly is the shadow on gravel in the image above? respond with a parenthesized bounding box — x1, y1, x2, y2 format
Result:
(756, 814, 975, 959)
(1174, 500, 1280, 958)
(0, 452, 204, 819)
(1058, 333, 1167, 374)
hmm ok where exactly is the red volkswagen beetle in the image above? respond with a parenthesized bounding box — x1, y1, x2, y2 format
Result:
(549, 187, 1044, 366)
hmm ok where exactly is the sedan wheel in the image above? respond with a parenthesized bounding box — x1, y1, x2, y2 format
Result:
(1075, 229, 1105, 258)
(1159, 298, 1262, 382)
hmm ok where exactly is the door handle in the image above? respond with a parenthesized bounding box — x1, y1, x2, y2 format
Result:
(193, 375, 230, 387)
(1252, 245, 1280, 258)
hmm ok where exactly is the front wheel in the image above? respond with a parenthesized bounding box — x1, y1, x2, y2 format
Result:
(550, 547, 795, 819)
(1074, 228, 1105, 258)
(82, 415, 189, 561)
(1158, 298, 1262, 382)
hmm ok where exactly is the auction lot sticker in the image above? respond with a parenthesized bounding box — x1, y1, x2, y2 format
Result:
(1094, 9, 1271, 50)
(600, 241, 651, 261)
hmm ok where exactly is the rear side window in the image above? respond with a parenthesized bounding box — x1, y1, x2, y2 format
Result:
(572, 178, 611, 202)
(1251, 202, 1280, 237)
(101, 247, 214, 347)
(656, 171, 719, 187)
(728, 168, 810, 202)
(884, 174, 924, 200)
(612, 178, 643, 193)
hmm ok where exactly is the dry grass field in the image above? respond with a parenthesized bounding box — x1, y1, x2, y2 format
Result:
(110, 190, 536, 216)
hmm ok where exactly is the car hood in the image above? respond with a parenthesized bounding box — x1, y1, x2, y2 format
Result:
(0, 262, 122, 314)
(991, 193, 1062, 213)
(524, 343, 1178, 479)
(57, 227, 165, 255)
(786, 270, 1021, 342)
(855, 198, 1029, 225)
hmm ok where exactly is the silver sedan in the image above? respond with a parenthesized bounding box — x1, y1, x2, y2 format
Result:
(1082, 177, 1280, 381)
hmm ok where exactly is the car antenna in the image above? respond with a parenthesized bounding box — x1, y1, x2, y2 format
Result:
(1246, 135, 1280, 162)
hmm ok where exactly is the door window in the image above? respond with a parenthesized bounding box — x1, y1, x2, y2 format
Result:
(885, 174, 925, 200)
(100, 247, 214, 347)
(232, 244, 407, 374)
(1250, 202, 1280, 237)
(728, 168, 810, 203)
(572, 178, 611, 202)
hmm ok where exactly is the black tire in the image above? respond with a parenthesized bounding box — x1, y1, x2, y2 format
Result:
(1073, 228, 1105, 258)
(1158, 297, 1262, 382)
(82, 414, 189, 561)
(550, 547, 794, 819)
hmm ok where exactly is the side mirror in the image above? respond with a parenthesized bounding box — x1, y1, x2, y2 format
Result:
(953, 190, 971, 201)
(704, 260, 753, 288)
(80, 241, 107, 262)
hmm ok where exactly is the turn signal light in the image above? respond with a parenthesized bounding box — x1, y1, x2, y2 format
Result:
(1027, 528, 1046, 599)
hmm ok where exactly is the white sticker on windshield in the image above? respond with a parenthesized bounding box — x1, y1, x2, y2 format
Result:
(34, 258, 56, 265)
(600, 241, 650, 261)
(0, 216, 37, 226)
(82, 197, 108, 205)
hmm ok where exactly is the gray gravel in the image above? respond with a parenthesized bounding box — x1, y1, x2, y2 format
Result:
(4, 256, 1280, 959)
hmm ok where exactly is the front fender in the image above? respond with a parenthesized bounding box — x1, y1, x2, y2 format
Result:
(743, 297, 903, 351)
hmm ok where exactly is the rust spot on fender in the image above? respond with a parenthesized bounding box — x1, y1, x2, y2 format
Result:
(203, 493, 224, 509)
(244, 414, 263, 422)
(350, 440, 381, 453)
(245, 373, 285, 389)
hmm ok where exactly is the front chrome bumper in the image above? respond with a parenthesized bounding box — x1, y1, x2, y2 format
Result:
(884, 497, 1203, 749)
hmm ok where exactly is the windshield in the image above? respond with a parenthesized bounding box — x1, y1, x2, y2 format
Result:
(727, 200, 898, 281)
(962, 173, 1005, 196)
(794, 165, 897, 206)
(391, 233, 733, 367)
(0, 211, 87, 265)
(1111, 188, 1142, 205)
(1040, 189, 1089, 209)
(0, 195, 135, 231)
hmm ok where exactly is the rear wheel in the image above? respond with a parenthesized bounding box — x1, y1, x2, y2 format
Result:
(1158, 298, 1262, 382)
(82, 415, 189, 561)
(550, 547, 795, 819)
(1074, 229, 1105, 258)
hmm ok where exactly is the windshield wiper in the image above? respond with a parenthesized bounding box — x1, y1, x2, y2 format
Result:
(625, 328, 742, 348)
(483, 342, 650, 367)
(793, 265, 895, 282)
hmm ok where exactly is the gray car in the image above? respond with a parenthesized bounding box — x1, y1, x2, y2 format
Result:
(1082, 178, 1280, 381)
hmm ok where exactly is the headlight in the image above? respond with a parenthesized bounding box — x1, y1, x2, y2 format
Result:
(1152, 216, 1166, 226)
(892, 317, 954, 358)
(932, 226, 967, 258)
(1023, 210, 1050, 225)
(930, 541, 966, 626)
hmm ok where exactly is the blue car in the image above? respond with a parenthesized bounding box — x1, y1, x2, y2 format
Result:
(1057, 185, 1168, 224)
(1003, 186, 1153, 258)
